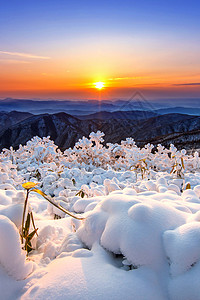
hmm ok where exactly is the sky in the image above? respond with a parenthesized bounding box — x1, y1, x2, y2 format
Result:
(0, 0, 200, 100)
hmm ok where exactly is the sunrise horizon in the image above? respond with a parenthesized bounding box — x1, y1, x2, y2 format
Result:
(0, 1, 199, 102)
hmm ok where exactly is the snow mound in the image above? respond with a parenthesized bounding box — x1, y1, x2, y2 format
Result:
(77, 193, 187, 272)
(36, 224, 66, 260)
(163, 222, 200, 276)
(73, 196, 103, 213)
(0, 203, 23, 228)
(0, 190, 12, 205)
(0, 215, 33, 280)
(59, 232, 84, 254)
(169, 261, 200, 300)
(21, 244, 166, 300)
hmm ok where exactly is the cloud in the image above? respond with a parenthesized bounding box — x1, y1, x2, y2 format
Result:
(108, 76, 145, 81)
(173, 82, 200, 86)
(0, 59, 30, 64)
(0, 50, 50, 60)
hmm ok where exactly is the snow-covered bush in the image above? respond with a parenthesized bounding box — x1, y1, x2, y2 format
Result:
(1, 132, 200, 299)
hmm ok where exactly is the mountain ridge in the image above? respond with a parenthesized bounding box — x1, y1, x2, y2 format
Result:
(1, 111, 200, 151)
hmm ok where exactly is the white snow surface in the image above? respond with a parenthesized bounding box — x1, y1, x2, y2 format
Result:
(0, 215, 33, 280)
(1, 134, 200, 299)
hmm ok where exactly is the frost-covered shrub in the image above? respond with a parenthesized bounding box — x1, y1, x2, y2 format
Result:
(1, 132, 200, 186)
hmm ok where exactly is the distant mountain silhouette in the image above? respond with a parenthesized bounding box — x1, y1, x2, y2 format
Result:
(0, 98, 115, 115)
(0, 111, 33, 132)
(1, 111, 200, 151)
(156, 107, 200, 116)
(75, 110, 158, 120)
(0, 112, 97, 150)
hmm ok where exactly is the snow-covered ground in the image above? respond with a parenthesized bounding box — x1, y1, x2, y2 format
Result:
(1, 132, 200, 299)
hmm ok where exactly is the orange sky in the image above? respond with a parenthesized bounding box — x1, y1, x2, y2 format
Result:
(0, 1, 200, 100)
(0, 40, 200, 100)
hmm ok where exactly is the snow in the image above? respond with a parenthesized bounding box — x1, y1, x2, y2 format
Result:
(21, 244, 166, 300)
(163, 222, 200, 277)
(169, 260, 200, 300)
(1, 133, 200, 299)
(0, 215, 33, 280)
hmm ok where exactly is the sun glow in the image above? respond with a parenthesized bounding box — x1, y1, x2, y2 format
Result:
(94, 81, 105, 90)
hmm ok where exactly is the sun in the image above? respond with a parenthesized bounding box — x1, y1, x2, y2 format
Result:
(94, 81, 105, 90)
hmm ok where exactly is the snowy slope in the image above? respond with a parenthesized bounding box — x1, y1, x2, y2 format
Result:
(1, 132, 200, 299)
